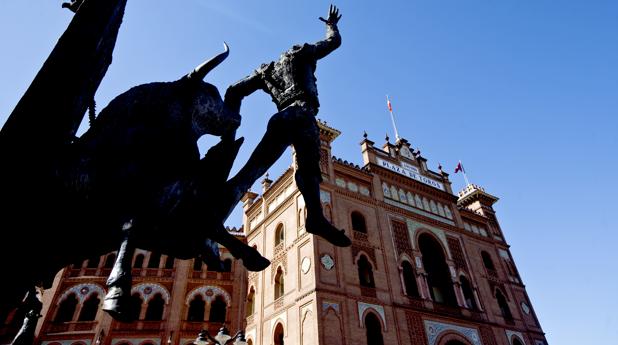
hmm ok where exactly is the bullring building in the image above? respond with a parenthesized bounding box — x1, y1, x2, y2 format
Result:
(1, 121, 548, 345)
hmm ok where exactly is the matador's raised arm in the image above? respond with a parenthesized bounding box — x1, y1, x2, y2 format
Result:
(314, 4, 342, 60)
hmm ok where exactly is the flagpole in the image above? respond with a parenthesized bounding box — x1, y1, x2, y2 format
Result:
(386, 95, 400, 141)
(460, 160, 471, 186)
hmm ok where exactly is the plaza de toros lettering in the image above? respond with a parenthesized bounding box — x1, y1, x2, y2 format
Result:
(376, 157, 444, 191)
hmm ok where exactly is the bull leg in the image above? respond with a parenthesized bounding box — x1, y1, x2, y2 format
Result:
(199, 238, 224, 271)
(208, 224, 270, 272)
(102, 221, 135, 322)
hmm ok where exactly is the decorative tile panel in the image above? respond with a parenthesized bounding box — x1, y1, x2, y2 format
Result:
(185, 285, 231, 306)
(322, 301, 340, 314)
(58, 283, 106, 304)
(132, 283, 170, 303)
(505, 330, 526, 345)
(424, 320, 481, 345)
(357, 302, 387, 331)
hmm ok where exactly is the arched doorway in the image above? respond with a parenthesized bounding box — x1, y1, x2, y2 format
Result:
(273, 323, 284, 345)
(418, 234, 457, 306)
(364, 313, 384, 345)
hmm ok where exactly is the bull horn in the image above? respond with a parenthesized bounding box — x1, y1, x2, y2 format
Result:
(186, 42, 229, 81)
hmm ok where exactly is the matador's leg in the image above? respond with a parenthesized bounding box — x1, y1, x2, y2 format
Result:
(290, 113, 351, 247)
(222, 107, 298, 218)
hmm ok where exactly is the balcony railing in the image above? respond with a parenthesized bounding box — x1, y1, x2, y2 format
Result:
(353, 231, 368, 242)
(274, 297, 284, 310)
(113, 320, 163, 331)
(46, 321, 97, 333)
(360, 286, 377, 298)
(486, 269, 499, 280)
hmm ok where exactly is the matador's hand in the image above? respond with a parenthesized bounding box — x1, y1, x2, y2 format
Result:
(319, 4, 342, 25)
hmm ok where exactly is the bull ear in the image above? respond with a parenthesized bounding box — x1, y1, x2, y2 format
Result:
(186, 42, 229, 81)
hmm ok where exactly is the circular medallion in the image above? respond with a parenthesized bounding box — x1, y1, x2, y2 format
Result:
(301, 257, 311, 274)
(80, 286, 89, 295)
(521, 302, 530, 315)
(320, 254, 335, 270)
(205, 289, 214, 297)
(143, 286, 152, 295)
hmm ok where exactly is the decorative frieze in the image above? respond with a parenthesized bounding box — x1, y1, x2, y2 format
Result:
(424, 320, 481, 345)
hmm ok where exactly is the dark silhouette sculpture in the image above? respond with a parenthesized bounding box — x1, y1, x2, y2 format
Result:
(222, 5, 351, 247)
(0, 0, 266, 330)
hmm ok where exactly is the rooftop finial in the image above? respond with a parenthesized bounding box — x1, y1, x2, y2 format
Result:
(385, 134, 390, 143)
(363, 131, 368, 139)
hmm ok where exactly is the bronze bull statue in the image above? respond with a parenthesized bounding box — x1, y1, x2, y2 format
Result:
(0, 44, 269, 323)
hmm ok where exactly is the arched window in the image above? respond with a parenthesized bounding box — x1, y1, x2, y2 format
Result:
(55, 293, 78, 322)
(193, 258, 202, 271)
(187, 295, 205, 321)
(357, 255, 375, 288)
(512, 338, 524, 345)
(133, 254, 144, 268)
(104, 253, 116, 268)
(351, 211, 367, 233)
(496, 289, 513, 321)
(275, 224, 284, 246)
(209, 296, 227, 323)
(78, 293, 100, 321)
(247, 340, 253, 345)
(128, 293, 143, 321)
(86, 256, 100, 268)
(298, 208, 305, 227)
(273, 323, 284, 345)
(364, 313, 384, 345)
(460, 276, 477, 310)
(147, 252, 161, 268)
(401, 261, 419, 297)
(246, 287, 255, 317)
(144, 293, 164, 321)
(222, 259, 232, 272)
(164, 256, 175, 269)
(481, 251, 496, 271)
(418, 234, 457, 306)
(274, 267, 284, 300)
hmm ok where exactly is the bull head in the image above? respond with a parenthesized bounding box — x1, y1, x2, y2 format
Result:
(183, 42, 240, 138)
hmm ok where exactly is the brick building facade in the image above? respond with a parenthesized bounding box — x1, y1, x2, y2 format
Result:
(240, 121, 547, 345)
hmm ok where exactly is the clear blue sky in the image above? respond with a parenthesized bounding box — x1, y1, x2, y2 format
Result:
(1, 1, 616, 344)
